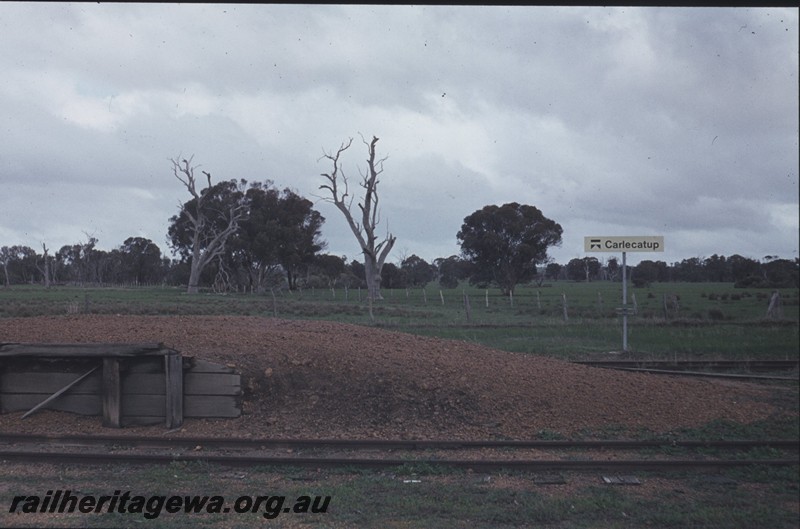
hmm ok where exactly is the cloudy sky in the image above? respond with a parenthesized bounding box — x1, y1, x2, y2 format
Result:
(1, 4, 797, 267)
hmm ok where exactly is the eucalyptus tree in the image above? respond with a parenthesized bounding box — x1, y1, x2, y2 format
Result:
(457, 203, 562, 295)
(168, 157, 247, 294)
(319, 135, 396, 300)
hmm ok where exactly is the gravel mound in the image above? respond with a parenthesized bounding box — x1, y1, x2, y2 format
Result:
(0, 315, 779, 439)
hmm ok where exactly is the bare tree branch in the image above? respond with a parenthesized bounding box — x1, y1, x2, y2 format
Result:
(170, 156, 247, 294)
(318, 135, 396, 300)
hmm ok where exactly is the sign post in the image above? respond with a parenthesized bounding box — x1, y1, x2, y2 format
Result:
(585, 236, 664, 352)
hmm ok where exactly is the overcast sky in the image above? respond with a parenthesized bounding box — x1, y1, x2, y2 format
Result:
(1, 4, 797, 267)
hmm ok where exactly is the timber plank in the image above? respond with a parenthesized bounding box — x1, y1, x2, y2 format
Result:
(164, 353, 183, 429)
(2, 393, 241, 418)
(0, 343, 168, 357)
(2, 394, 101, 415)
(185, 373, 241, 395)
(1, 372, 241, 395)
(185, 395, 241, 418)
(0, 373, 102, 394)
(102, 358, 121, 428)
(187, 358, 236, 374)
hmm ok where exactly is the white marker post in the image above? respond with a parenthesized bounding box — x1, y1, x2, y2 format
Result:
(585, 236, 664, 352)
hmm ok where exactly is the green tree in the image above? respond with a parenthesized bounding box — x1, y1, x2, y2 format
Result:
(119, 237, 164, 285)
(169, 157, 247, 294)
(400, 254, 435, 287)
(381, 262, 406, 289)
(236, 182, 326, 291)
(545, 262, 562, 281)
(729, 254, 761, 284)
(457, 203, 562, 295)
(565, 258, 586, 281)
(310, 254, 347, 288)
(434, 255, 471, 289)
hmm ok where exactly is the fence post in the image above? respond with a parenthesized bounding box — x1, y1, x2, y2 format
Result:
(439, 290, 445, 305)
(766, 291, 783, 318)
(562, 293, 568, 322)
(464, 293, 472, 323)
(485, 289, 489, 308)
(422, 288, 427, 305)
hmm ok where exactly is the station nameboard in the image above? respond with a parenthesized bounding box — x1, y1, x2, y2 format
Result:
(584, 236, 664, 252)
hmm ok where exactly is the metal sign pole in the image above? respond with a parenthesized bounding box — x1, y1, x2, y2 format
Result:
(622, 251, 628, 352)
(583, 236, 663, 354)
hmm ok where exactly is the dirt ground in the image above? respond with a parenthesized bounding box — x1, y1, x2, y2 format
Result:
(0, 315, 785, 439)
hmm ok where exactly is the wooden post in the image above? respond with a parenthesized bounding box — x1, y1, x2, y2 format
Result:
(485, 289, 489, 308)
(422, 288, 427, 305)
(102, 358, 121, 428)
(562, 293, 568, 322)
(439, 290, 445, 305)
(164, 353, 183, 429)
(766, 291, 782, 319)
(536, 290, 541, 311)
(631, 292, 638, 315)
(509, 290, 514, 307)
(464, 293, 472, 323)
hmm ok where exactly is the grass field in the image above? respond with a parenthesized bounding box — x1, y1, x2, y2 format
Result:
(1, 281, 798, 528)
(1, 281, 797, 360)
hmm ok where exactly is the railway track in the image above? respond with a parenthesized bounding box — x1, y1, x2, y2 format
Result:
(573, 359, 799, 380)
(1, 434, 797, 472)
(1, 433, 798, 451)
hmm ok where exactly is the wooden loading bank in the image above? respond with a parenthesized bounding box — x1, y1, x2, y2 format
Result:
(0, 343, 241, 428)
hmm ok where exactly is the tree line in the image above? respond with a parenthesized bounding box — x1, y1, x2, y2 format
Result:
(2, 234, 795, 292)
(2, 137, 797, 292)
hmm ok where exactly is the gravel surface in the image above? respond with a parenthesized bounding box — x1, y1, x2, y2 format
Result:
(0, 315, 781, 439)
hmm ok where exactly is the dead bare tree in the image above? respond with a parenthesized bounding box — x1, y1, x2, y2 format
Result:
(171, 156, 247, 294)
(319, 135, 396, 301)
(0, 246, 12, 288)
(36, 243, 52, 289)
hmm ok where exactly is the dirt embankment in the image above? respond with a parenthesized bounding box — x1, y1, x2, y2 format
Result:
(0, 315, 782, 439)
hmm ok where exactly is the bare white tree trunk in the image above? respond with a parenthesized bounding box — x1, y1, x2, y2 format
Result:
(319, 135, 396, 300)
(172, 157, 246, 295)
(37, 243, 52, 289)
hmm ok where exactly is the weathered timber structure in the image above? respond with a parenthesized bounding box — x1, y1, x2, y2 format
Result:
(0, 343, 241, 428)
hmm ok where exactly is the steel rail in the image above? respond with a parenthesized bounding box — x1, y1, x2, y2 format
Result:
(1, 433, 798, 451)
(573, 360, 799, 371)
(0, 450, 796, 471)
(572, 360, 799, 381)
(588, 367, 798, 381)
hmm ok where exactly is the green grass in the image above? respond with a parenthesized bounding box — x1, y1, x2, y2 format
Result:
(1, 281, 797, 360)
(2, 460, 798, 529)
